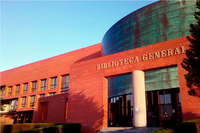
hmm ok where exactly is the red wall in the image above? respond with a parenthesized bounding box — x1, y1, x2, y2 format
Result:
(36, 93, 68, 123)
(0, 43, 101, 121)
(68, 37, 200, 133)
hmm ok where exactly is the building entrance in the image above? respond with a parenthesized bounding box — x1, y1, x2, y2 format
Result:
(108, 94, 133, 127)
(108, 88, 182, 127)
(107, 66, 182, 127)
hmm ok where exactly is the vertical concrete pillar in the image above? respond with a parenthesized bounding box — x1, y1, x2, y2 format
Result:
(132, 70, 146, 127)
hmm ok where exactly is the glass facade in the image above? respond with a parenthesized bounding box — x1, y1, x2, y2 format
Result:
(102, 0, 196, 56)
(145, 67, 179, 91)
(108, 74, 132, 98)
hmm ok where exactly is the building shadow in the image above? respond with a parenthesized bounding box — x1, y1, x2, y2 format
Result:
(67, 90, 103, 133)
(75, 51, 101, 63)
(182, 111, 200, 121)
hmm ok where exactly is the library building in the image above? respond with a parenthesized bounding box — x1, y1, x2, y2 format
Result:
(1, 0, 200, 133)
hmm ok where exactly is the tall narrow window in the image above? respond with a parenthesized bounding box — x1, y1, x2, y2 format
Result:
(23, 83, 28, 94)
(30, 95, 36, 107)
(61, 75, 69, 93)
(21, 97, 26, 108)
(10, 99, 18, 111)
(50, 77, 57, 89)
(0, 86, 5, 99)
(40, 79, 47, 91)
(8, 86, 12, 96)
(15, 85, 20, 95)
(32, 81, 37, 92)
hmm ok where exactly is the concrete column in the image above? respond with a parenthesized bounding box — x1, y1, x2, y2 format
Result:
(132, 70, 146, 127)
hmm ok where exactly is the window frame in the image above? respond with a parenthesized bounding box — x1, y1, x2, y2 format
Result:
(61, 75, 69, 93)
(21, 97, 26, 108)
(15, 85, 20, 95)
(8, 86, 12, 96)
(23, 83, 28, 94)
(32, 81, 37, 92)
(30, 95, 36, 107)
(0, 86, 5, 99)
(50, 77, 57, 89)
(40, 79, 47, 91)
(10, 99, 18, 111)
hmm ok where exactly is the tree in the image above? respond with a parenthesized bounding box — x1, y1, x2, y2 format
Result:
(182, 0, 200, 96)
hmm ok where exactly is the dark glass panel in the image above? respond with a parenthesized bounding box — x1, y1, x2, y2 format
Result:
(153, 91, 158, 105)
(108, 94, 133, 127)
(146, 88, 182, 127)
(178, 92, 181, 103)
(146, 91, 152, 105)
(158, 90, 164, 104)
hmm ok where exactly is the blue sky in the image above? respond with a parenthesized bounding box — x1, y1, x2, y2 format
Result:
(1, 0, 158, 72)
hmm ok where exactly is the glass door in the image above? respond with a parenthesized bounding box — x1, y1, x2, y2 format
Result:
(108, 94, 133, 127)
(146, 88, 182, 127)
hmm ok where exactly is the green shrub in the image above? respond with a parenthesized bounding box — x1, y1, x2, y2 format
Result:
(0, 123, 55, 133)
(19, 127, 44, 133)
(42, 125, 63, 133)
(151, 128, 174, 133)
(151, 119, 200, 133)
(6, 123, 81, 133)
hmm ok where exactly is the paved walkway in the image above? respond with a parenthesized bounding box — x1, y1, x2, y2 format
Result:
(98, 127, 162, 133)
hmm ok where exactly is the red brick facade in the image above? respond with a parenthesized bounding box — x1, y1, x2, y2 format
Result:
(1, 37, 200, 133)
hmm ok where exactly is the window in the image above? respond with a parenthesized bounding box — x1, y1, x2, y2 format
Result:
(30, 95, 36, 107)
(15, 85, 20, 95)
(49, 92, 56, 96)
(39, 94, 45, 98)
(21, 97, 26, 108)
(0, 86, 5, 99)
(8, 86, 12, 96)
(31, 81, 37, 92)
(40, 79, 47, 91)
(50, 77, 57, 89)
(61, 75, 69, 93)
(10, 99, 18, 111)
(23, 83, 28, 94)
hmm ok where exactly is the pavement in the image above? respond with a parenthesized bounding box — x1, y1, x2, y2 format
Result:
(98, 127, 162, 133)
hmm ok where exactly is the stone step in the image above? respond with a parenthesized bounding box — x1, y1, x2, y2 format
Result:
(100, 127, 133, 132)
(98, 127, 162, 133)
